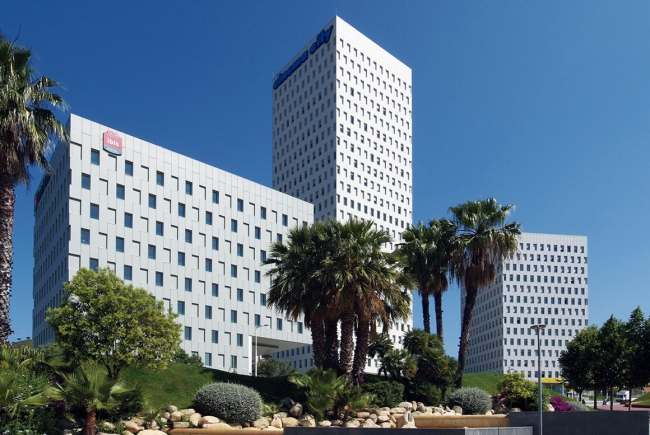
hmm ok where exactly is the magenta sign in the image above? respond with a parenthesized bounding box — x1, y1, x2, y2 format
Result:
(103, 131, 123, 155)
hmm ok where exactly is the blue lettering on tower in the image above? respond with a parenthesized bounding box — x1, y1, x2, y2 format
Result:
(273, 25, 334, 90)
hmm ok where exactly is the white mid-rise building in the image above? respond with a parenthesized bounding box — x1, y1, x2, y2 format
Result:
(270, 16, 414, 371)
(464, 233, 589, 381)
(32, 114, 314, 374)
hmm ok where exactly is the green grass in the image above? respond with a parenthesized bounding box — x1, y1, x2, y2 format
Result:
(634, 392, 650, 405)
(121, 363, 295, 409)
(462, 372, 505, 395)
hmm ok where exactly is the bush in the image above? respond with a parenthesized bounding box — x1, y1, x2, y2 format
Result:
(528, 385, 551, 412)
(496, 372, 536, 409)
(566, 399, 590, 411)
(97, 386, 145, 421)
(195, 383, 263, 423)
(364, 381, 404, 408)
(448, 387, 492, 415)
(550, 396, 573, 412)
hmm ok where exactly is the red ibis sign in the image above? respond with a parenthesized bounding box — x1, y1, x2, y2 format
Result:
(103, 131, 123, 155)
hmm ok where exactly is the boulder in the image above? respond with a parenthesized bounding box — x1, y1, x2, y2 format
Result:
(163, 412, 171, 420)
(546, 404, 555, 412)
(172, 422, 190, 428)
(356, 411, 370, 419)
(199, 416, 220, 426)
(253, 418, 269, 429)
(189, 413, 202, 427)
(416, 403, 426, 413)
(362, 419, 380, 428)
(270, 417, 283, 428)
(377, 414, 390, 423)
(180, 408, 196, 417)
(411, 401, 417, 411)
(147, 420, 159, 430)
(378, 410, 391, 416)
(123, 421, 143, 434)
(276, 412, 288, 419)
(344, 420, 360, 427)
(319, 421, 332, 427)
(452, 406, 463, 415)
(281, 417, 299, 427)
(170, 411, 183, 422)
(379, 407, 391, 412)
(397, 411, 416, 429)
(369, 413, 378, 423)
(485, 410, 494, 415)
(390, 407, 406, 414)
(399, 401, 414, 411)
(203, 423, 233, 430)
(298, 414, 316, 427)
(166, 405, 178, 413)
(289, 403, 303, 418)
(380, 422, 392, 429)
(331, 420, 343, 426)
(432, 407, 445, 414)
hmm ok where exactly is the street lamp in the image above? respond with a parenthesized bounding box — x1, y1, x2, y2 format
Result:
(254, 324, 269, 377)
(530, 324, 547, 435)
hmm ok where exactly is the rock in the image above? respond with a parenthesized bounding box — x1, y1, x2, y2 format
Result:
(280, 397, 295, 409)
(276, 412, 288, 418)
(369, 413, 378, 423)
(122, 431, 132, 435)
(180, 408, 196, 417)
(356, 411, 370, 419)
(173, 421, 190, 428)
(510, 408, 521, 413)
(411, 401, 417, 411)
(485, 410, 494, 415)
(379, 407, 391, 412)
(433, 407, 445, 414)
(546, 404, 555, 412)
(189, 413, 202, 427)
(363, 419, 379, 428)
(281, 417, 299, 427)
(377, 415, 390, 423)
(417, 403, 426, 413)
(163, 412, 171, 419)
(344, 420, 360, 427)
(166, 405, 178, 413)
(432, 411, 443, 416)
(493, 403, 507, 414)
(298, 414, 316, 427)
(159, 417, 167, 424)
(388, 413, 397, 423)
(397, 411, 416, 429)
(199, 416, 220, 426)
(319, 421, 332, 427)
(123, 421, 143, 434)
(452, 406, 463, 415)
(131, 418, 145, 426)
(101, 423, 116, 431)
(331, 420, 343, 426)
(271, 417, 283, 428)
(147, 420, 159, 430)
(445, 406, 451, 412)
(380, 422, 392, 428)
(390, 407, 406, 414)
(170, 411, 183, 422)
(253, 418, 270, 429)
(399, 402, 414, 411)
(289, 403, 303, 418)
(444, 411, 455, 416)
(230, 423, 243, 429)
(379, 410, 391, 416)
(203, 423, 233, 430)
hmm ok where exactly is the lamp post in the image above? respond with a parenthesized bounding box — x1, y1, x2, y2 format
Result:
(254, 324, 269, 377)
(530, 324, 547, 435)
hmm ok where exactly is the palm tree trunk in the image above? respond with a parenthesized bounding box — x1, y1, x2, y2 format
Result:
(83, 410, 96, 435)
(0, 175, 15, 345)
(434, 291, 444, 345)
(339, 308, 355, 377)
(324, 317, 339, 370)
(310, 319, 326, 368)
(421, 291, 430, 334)
(352, 315, 371, 387)
(456, 286, 478, 388)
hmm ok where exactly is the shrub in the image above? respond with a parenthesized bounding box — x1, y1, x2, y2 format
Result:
(550, 396, 573, 412)
(496, 372, 536, 409)
(528, 385, 551, 412)
(448, 387, 492, 415)
(364, 381, 404, 408)
(566, 399, 590, 411)
(97, 386, 144, 421)
(195, 383, 263, 423)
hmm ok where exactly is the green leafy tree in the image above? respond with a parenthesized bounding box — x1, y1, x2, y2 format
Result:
(44, 365, 134, 435)
(256, 357, 297, 377)
(47, 267, 182, 379)
(449, 198, 521, 387)
(595, 315, 626, 410)
(559, 325, 599, 402)
(0, 34, 68, 344)
(402, 328, 439, 355)
(172, 348, 204, 367)
(289, 367, 348, 420)
(368, 333, 394, 361)
(416, 346, 459, 402)
(496, 371, 536, 409)
(621, 307, 650, 410)
(378, 348, 417, 381)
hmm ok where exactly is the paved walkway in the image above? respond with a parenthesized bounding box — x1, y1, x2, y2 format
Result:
(589, 402, 650, 412)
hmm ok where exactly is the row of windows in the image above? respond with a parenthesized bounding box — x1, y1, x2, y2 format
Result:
(505, 274, 586, 285)
(518, 242, 585, 253)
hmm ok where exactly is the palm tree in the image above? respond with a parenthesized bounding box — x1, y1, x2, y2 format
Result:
(449, 198, 521, 387)
(44, 365, 133, 435)
(0, 35, 68, 344)
(399, 219, 456, 342)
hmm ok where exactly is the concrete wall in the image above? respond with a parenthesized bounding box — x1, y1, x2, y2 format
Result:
(285, 428, 531, 435)
(509, 411, 650, 435)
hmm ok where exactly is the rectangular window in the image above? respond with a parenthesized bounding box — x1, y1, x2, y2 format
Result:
(185, 181, 193, 195)
(236, 288, 243, 301)
(178, 252, 185, 266)
(237, 244, 243, 257)
(205, 305, 213, 319)
(261, 207, 267, 219)
(90, 203, 99, 219)
(260, 250, 267, 262)
(82, 173, 91, 189)
(254, 227, 261, 239)
(254, 314, 261, 327)
(231, 219, 238, 232)
(124, 265, 132, 281)
(206, 211, 213, 225)
(178, 203, 185, 217)
(276, 318, 282, 331)
(236, 333, 243, 347)
(156, 221, 164, 236)
(254, 270, 261, 283)
(89, 258, 99, 272)
(237, 199, 244, 212)
(212, 190, 219, 204)
(124, 213, 133, 228)
(116, 184, 125, 199)
(205, 258, 212, 272)
(81, 229, 90, 244)
(116, 237, 124, 252)
(260, 293, 267, 306)
(211, 284, 218, 297)
(282, 214, 288, 226)
(205, 352, 212, 366)
(211, 330, 218, 343)
(185, 229, 192, 243)
(125, 161, 133, 176)
(277, 233, 283, 242)
(91, 149, 100, 165)
(177, 301, 185, 315)
(212, 237, 219, 250)
(148, 194, 156, 209)
(231, 355, 237, 369)
(298, 322, 303, 334)
(230, 265, 237, 278)
(184, 326, 192, 340)
(148, 245, 156, 259)
(155, 272, 163, 286)
(185, 277, 192, 292)
(231, 310, 237, 323)
(156, 171, 164, 186)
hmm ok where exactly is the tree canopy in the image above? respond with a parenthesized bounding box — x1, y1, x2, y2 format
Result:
(47, 267, 182, 379)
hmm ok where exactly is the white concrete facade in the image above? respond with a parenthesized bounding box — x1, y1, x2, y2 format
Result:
(270, 17, 414, 371)
(464, 233, 589, 381)
(32, 114, 314, 374)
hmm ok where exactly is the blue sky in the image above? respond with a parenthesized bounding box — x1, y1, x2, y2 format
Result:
(3, 1, 649, 357)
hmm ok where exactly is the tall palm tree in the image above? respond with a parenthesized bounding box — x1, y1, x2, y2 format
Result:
(449, 198, 521, 387)
(44, 365, 133, 435)
(399, 219, 456, 342)
(0, 35, 68, 344)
